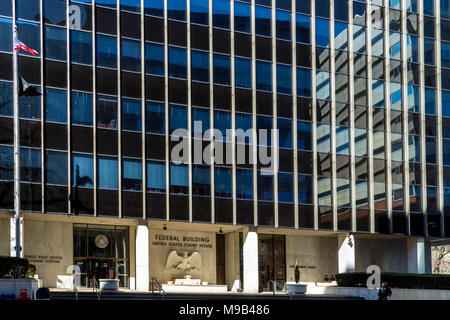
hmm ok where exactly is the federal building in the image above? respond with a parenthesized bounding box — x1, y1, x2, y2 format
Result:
(0, 0, 450, 292)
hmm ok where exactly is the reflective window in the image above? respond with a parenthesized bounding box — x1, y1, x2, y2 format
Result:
(296, 0, 310, 15)
(256, 61, 272, 92)
(0, 146, 13, 180)
(407, 35, 418, 63)
(73, 154, 94, 187)
(191, 50, 209, 82)
(334, 0, 348, 21)
(144, 0, 164, 17)
(353, 1, 366, 25)
(46, 88, 67, 123)
(97, 95, 118, 129)
(213, 0, 230, 29)
(44, 0, 66, 26)
(168, 0, 186, 21)
(122, 98, 141, 131)
(354, 128, 367, 157)
(317, 123, 331, 153)
(20, 95, 41, 120)
(297, 121, 312, 151)
(235, 57, 251, 89)
(337, 179, 350, 207)
(170, 164, 188, 194)
(316, 0, 329, 18)
(192, 107, 210, 134)
(372, 29, 384, 57)
(318, 176, 331, 206)
(255, 6, 271, 37)
(0, 18, 12, 52)
(442, 42, 450, 69)
(0, 81, 12, 116)
(391, 132, 403, 161)
(236, 113, 252, 144)
(169, 104, 187, 133)
(258, 171, 273, 201)
(257, 116, 272, 146)
(97, 0, 117, 9)
(214, 110, 231, 141)
(213, 54, 230, 85)
(334, 22, 348, 51)
(17, 20, 40, 57)
(71, 30, 92, 64)
(121, 0, 140, 12)
(191, 0, 209, 25)
(121, 39, 140, 72)
(316, 18, 329, 47)
(45, 26, 66, 61)
(147, 161, 166, 192)
(72, 91, 93, 126)
(426, 137, 436, 164)
(16, 0, 40, 21)
(278, 118, 292, 149)
(390, 32, 401, 60)
(298, 174, 313, 204)
(336, 126, 350, 155)
(277, 64, 291, 95)
(441, 0, 450, 19)
(168, 46, 187, 79)
(146, 101, 165, 134)
(21, 148, 41, 183)
(353, 25, 366, 54)
(145, 42, 164, 76)
(276, 10, 291, 41)
(316, 71, 330, 100)
(444, 139, 450, 166)
(98, 156, 118, 189)
(296, 14, 310, 44)
(278, 173, 293, 203)
(97, 34, 117, 69)
(408, 85, 420, 112)
(408, 135, 420, 163)
(236, 168, 252, 200)
(46, 151, 68, 185)
(235, 2, 251, 33)
(192, 165, 210, 196)
(122, 159, 142, 191)
(372, 80, 385, 108)
(443, 90, 450, 117)
(0, 1, 12, 17)
(215, 167, 232, 198)
(425, 88, 436, 115)
(390, 82, 402, 110)
(297, 67, 312, 97)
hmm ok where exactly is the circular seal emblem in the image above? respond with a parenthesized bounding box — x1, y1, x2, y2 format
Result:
(95, 234, 109, 249)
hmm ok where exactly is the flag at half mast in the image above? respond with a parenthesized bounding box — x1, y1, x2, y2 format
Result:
(13, 33, 38, 56)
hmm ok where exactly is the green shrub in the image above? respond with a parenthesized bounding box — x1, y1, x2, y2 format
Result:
(0, 256, 30, 279)
(335, 272, 450, 290)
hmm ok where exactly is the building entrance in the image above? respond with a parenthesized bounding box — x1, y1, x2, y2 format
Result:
(73, 224, 129, 288)
(258, 234, 286, 292)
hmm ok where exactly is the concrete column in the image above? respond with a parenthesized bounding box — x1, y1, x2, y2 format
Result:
(136, 221, 149, 291)
(243, 229, 258, 293)
(407, 237, 425, 274)
(338, 233, 355, 273)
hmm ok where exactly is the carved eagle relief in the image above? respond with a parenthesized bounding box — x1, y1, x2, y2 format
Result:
(165, 251, 202, 273)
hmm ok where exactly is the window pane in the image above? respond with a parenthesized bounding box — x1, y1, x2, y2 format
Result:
(256, 61, 272, 91)
(296, 14, 310, 44)
(122, 98, 141, 131)
(276, 10, 291, 41)
(97, 95, 118, 129)
(278, 173, 293, 203)
(20, 95, 41, 120)
(235, 2, 251, 33)
(192, 50, 209, 82)
(168, 46, 187, 79)
(46, 151, 67, 185)
(0, 81, 13, 116)
(298, 174, 313, 204)
(170, 164, 188, 194)
(315, 18, 329, 47)
(21, 148, 41, 183)
(169, 104, 187, 133)
(44, 0, 66, 26)
(192, 165, 210, 195)
(98, 157, 118, 189)
(258, 171, 273, 201)
(215, 167, 232, 198)
(255, 6, 271, 37)
(72, 91, 93, 126)
(121, 38, 140, 72)
(45, 25, 67, 61)
(316, 71, 330, 100)
(191, 0, 209, 25)
(145, 42, 164, 76)
(46, 88, 67, 123)
(236, 168, 252, 200)
(213, 54, 230, 85)
(97, 34, 117, 69)
(123, 159, 142, 191)
(278, 118, 292, 149)
(146, 101, 165, 134)
(144, 0, 164, 17)
(213, 0, 230, 29)
(73, 154, 94, 187)
(334, 22, 348, 51)
(317, 123, 331, 153)
(214, 110, 231, 141)
(97, 0, 117, 9)
(147, 161, 166, 192)
(235, 57, 251, 89)
(336, 126, 350, 155)
(297, 67, 311, 97)
(0, 146, 13, 180)
(168, 0, 186, 21)
(192, 107, 209, 134)
(71, 30, 92, 64)
(297, 121, 312, 151)
(277, 64, 292, 95)
(121, 0, 140, 12)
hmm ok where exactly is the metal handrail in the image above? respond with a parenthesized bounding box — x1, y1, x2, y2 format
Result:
(150, 277, 166, 299)
(267, 280, 294, 300)
(92, 277, 101, 301)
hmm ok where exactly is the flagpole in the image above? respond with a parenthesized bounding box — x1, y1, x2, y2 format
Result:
(12, 23, 22, 258)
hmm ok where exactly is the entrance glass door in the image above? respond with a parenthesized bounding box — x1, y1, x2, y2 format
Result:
(88, 259, 115, 287)
(258, 234, 286, 292)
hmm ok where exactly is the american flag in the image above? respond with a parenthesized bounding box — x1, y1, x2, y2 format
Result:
(13, 34, 38, 56)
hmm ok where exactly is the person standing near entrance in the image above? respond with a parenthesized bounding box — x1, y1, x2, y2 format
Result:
(378, 282, 392, 300)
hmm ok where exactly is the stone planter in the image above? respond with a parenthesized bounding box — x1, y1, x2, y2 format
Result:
(99, 279, 119, 291)
(285, 282, 308, 294)
(0, 278, 39, 300)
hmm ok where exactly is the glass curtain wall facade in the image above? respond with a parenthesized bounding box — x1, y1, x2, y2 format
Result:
(0, 0, 449, 237)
